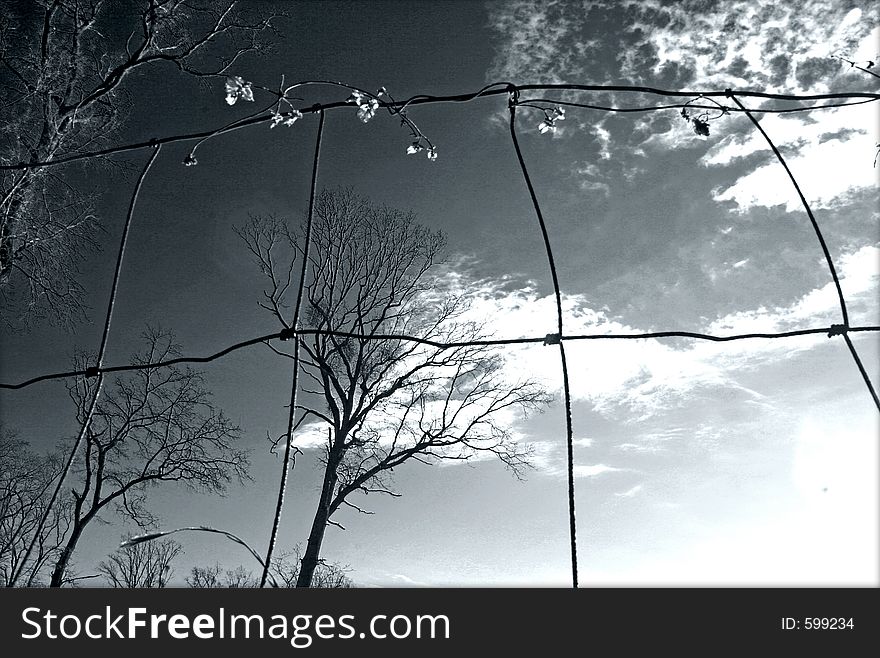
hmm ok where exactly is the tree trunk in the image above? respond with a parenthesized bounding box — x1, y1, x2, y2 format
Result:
(49, 521, 84, 588)
(296, 448, 342, 587)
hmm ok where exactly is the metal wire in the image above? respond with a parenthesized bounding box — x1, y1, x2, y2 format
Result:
(3, 325, 879, 391)
(508, 91, 579, 589)
(729, 92, 879, 412)
(2, 86, 877, 172)
(8, 145, 162, 586)
(259, 109, 325, 587)
(517, 96, 880, 116)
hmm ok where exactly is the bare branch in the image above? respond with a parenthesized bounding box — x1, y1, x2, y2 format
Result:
(1, 0, 282, 327)
(42, 327, 249, 587)
(239, 189, 550, 586)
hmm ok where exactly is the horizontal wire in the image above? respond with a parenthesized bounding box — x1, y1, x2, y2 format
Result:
(2, 85, 878, 171)
(3, 325, 878, 391)
(517, 96, 880, 115)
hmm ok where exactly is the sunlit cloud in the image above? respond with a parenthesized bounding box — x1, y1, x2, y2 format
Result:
(704, 102, 879, 212)
(291, 245, 876, 488)
(615, 484, 643, 498)
(448, 241, 877, 418)
(573, 463, 621, 478)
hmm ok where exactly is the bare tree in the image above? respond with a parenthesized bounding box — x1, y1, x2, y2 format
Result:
(186, 563, 255, 588)
(238, 189, 551, 587)
(270, 547, 353, 588)
(98, 535, 182, 587)
(186, 563, 225, 588)
(187, 548, 352, 588)
(0, 0, 280, 327)
(48, 327, 249, 587)
(0, 430, 72, 587)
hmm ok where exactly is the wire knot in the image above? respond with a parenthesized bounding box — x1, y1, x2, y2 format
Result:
(84, 366, 100, 378)
(827, 323, 848, 337)
(724, 88, 733, 98)
(507, 85, 520, 108)
(279, 327, 297, 341)
(543, 333, 561, 346)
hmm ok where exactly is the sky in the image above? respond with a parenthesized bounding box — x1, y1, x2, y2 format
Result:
(1, 0, 878, 587)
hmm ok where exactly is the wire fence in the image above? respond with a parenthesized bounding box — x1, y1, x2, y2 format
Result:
(3, 81, 879, 588)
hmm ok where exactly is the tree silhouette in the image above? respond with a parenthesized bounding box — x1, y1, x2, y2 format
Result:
(187, 547, 353, 588)
(238, 188, 550, 586)
(98, 535, 182, 587)
(0, 431, 71, 586)
(0, 0, 280, 327)
(47, 327, 248, 587)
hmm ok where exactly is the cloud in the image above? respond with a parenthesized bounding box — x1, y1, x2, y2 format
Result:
(704, 102, 880, 212)
(358, 572, 429, 588)
(488, 1, 878, 97)
(449, 243, 877, 418)
(573, 463, 621, 478)
(616, 428, 684, 454)
(288, 248, 876, 478)
(487, 1, 879, 202)
(615, 484, 643, 497)
(485, 0, 594, 86)
(290, 422, 330, 450)
(573, 162, 611, 197)
(384, 573, 427, 587)
(704, 245, 880, 334)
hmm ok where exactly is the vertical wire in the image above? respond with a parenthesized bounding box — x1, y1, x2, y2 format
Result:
(508, 92, 579, 588)
(729, 93, 879, 412)
(260, 109, 326, 587)
(10, 144, 162, 586)
(843, 333, 880, 410)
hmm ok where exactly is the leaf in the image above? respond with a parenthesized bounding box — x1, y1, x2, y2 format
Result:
(406, 143, 423, 154)
(183, 154, 198, 166)
(692, 118, 710, 137)
(225, 76, 243, 104)
(537, 120, 556, 134)
(356, 105, 376, 122)
(283, 110, 303, 126)
(270, 112, 283, 128)
(350, 92, 379, 122)
(225, 76, 254, 105)
(426, 147, 438, 161)
(553, 107, 565, 120)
